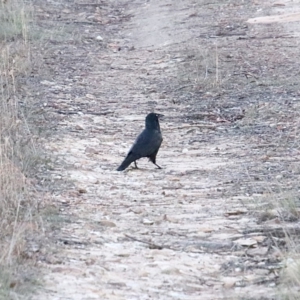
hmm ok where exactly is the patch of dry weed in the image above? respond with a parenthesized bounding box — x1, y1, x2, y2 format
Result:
(0, 0, 40, 298)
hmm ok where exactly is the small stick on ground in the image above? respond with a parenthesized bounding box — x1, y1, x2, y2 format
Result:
(124, 233, 171, 250)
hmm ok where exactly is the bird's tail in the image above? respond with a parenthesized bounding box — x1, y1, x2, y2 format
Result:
(116, 153, 136, 171)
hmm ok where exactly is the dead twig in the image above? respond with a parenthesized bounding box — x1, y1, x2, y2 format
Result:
(56, 110, 80, 115)
(173, 84, 195, 92)
(167, 124, 216, 130)
(243, 226, 300, 237)
(124, 234, 171, 250)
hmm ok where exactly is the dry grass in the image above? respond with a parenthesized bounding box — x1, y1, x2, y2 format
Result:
(176, 45, 222, 90)
(0, 0, 39, 298)
(241, 104, 300, 298)
(0, 0, 30, 40)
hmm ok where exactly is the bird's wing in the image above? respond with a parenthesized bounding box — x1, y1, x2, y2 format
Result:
(129, 129, 162, 157)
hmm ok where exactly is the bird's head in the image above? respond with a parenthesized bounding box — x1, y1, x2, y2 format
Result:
(145, 113, 164, 130)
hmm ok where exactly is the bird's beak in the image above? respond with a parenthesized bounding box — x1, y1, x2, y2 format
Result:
(156, 113, 164, 119)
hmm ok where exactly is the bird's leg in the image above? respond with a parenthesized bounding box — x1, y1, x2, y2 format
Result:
(133, 161, 138, 169)
(154, 163, 162, 169)
(149, 156, 162, 169)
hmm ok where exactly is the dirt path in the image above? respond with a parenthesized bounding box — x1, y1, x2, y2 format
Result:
(31, 0, 300, 299)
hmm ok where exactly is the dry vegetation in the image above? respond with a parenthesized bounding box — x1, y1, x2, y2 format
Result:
(0, 0, 39, 298)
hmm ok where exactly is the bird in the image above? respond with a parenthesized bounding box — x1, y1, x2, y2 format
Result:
(117, 113, 163, 171)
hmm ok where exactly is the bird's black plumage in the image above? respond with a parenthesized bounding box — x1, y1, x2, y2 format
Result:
(117, 113, 163, 171)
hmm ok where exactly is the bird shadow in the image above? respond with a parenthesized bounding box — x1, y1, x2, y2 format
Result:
(127, 167, 163, 172)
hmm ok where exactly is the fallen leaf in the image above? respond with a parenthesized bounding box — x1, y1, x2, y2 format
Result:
(98, 220, 116, 227)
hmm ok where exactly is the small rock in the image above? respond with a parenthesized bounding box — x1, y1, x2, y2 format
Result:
(85, 258, 96, 266)
(116, 252, 130, 257)
(40, 80, 56, 86)
(222, 277, 238, 288)
(95, 35, 103, 41)
(86, 94, 95, 99)
(165, 216, 179, 223)
(201, 227, 214, 233)
(161, 267, 181, 275)
(85, 147, 99, 155)
(98, 220, 116, 227)
(170, 177, 180, 181)
(162, 190, 174, 197)
(9, 281, 18, 288)
(28, 242, 40, 253)
(45, 256, 62, 264)
(78, 188, 87, 194)
(252, 235, 266, 243)
(129, 208, 143, 214)
(75, 125, 84, 130)
(142, 218, 154, 225)
(234, 238, 257, 247)
(247, 247, 268, 257)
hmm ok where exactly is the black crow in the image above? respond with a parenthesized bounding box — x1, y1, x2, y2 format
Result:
(117, 113, 163, 171)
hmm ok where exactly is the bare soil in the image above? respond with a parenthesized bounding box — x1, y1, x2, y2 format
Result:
(27, 0, 300, 299)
